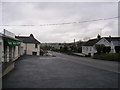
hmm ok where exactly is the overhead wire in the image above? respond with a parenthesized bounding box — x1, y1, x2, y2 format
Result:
(0, 16, 118, 27)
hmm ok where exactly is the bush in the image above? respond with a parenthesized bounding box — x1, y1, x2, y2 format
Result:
(115, 46, 120, 53)
(103, 47, 111, 53)
(95, 44, 105, 54)
(93, 53, 120, 61)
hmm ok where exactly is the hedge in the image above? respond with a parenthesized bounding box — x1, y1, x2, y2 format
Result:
(93, 53, 120, 61)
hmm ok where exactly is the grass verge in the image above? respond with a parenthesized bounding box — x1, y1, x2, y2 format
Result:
(93, 53, 120, 61)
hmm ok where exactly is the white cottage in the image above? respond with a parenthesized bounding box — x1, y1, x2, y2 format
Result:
(97, 37, 120, 53)
(82, 35, 120, 56)
(16, 34, 41, 56)
(82, 38, 100, 56)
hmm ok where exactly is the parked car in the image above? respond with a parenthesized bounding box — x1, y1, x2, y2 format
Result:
(45, 53, 56, 57)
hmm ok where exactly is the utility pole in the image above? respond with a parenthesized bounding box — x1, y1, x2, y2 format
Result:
(74, 39, 76, 52)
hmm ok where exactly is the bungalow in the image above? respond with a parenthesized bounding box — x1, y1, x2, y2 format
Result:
(82, 35, 120, 56)
(82, 36, 100, 56)
(16, 34, 41, 56)
(97, 36, 120, 53)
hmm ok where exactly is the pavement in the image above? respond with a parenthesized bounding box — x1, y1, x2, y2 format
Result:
(2, 51, 119, 88)
(72, 53, 86, 56)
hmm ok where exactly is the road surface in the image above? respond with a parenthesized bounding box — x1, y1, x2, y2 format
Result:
(2, 51, 119, 88)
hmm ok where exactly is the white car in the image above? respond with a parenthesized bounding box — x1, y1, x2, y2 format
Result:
(45, 53, 56, 57)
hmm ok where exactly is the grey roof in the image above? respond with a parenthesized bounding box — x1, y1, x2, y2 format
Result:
(2, 34, 21, 41)
(111, 41, 120, 46)
(83, 37, 120, 46)
(0, 33, 2, 36)
(15, 34, 40, 44)
(104, 37, 120, 42)
(83, 38, 101, 46)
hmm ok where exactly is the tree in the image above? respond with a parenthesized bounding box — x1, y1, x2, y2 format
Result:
(63, 46, 68, 52)
(103, 47, 111, 53)
(115, 46, 120, 53)
(95, 44, 105, 54)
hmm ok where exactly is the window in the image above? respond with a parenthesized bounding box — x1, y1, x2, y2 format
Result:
(35, 44, 37, 48)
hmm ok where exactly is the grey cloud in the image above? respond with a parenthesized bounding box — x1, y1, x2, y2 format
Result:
(1, 2, 118, 43)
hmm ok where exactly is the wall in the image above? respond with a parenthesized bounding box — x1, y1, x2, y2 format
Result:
(110, 41, 116, 53)
(13, 46, 20, 61)
(26, 43, 40, 55)
(0, 36, 3, 62)
(82, 46, 97, 56)
(20, 42, 26, 55)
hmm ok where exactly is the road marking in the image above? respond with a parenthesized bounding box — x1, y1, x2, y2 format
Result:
(40, 58, 50, 59)
(39, 57, 56, 59)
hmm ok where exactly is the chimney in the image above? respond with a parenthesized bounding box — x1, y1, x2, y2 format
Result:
(30, 34, 34, 37)
(30, 34, 34, 39)
(97, 34, 101, 39)
(109, 35, 111, 42)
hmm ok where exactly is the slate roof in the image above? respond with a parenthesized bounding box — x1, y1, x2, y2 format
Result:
(83, 37, 120, 46)
(2, 34, 21, 41)
(83, 38, 101, 46)
(104, 37, 120, 42)
(15, 34, 40, 44)
(111, 41, 120, 46)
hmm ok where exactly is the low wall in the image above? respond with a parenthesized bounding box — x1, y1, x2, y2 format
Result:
(2, 62, 15, 77)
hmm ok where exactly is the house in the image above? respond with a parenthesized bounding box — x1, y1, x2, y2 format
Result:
(82, 35, 101, 56)
(97, 36, 120, 53)
(16, 34, 41, 56)
(1, 29, 21, 76)
(82, 35, 120, 56)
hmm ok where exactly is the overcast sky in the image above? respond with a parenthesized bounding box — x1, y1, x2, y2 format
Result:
(0, 2, 118, 43)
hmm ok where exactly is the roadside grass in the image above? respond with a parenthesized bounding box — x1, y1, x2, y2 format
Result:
(93, 53, 120, 61)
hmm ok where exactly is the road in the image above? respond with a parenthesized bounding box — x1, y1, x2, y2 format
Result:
(2, 51, 119, 88)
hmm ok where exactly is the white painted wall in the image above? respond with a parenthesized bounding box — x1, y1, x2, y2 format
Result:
(110, 41, 116, 53)
(26, 43, 40, 55)
(82, 46, 97, 56)
(20, 42, 40, 55)
(20, 42, 26, 55)
(14, 46, 19, 60)
(0, 36, 4, 62)
(7, 46, 9, 62)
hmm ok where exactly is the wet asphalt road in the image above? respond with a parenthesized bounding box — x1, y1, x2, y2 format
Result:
(2, 51, 119, 88)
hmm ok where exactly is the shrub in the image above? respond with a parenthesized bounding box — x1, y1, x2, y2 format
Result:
(95, 44, 105, 54)
(115, 46, 120, 53)
(103, 47, 111, 53)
